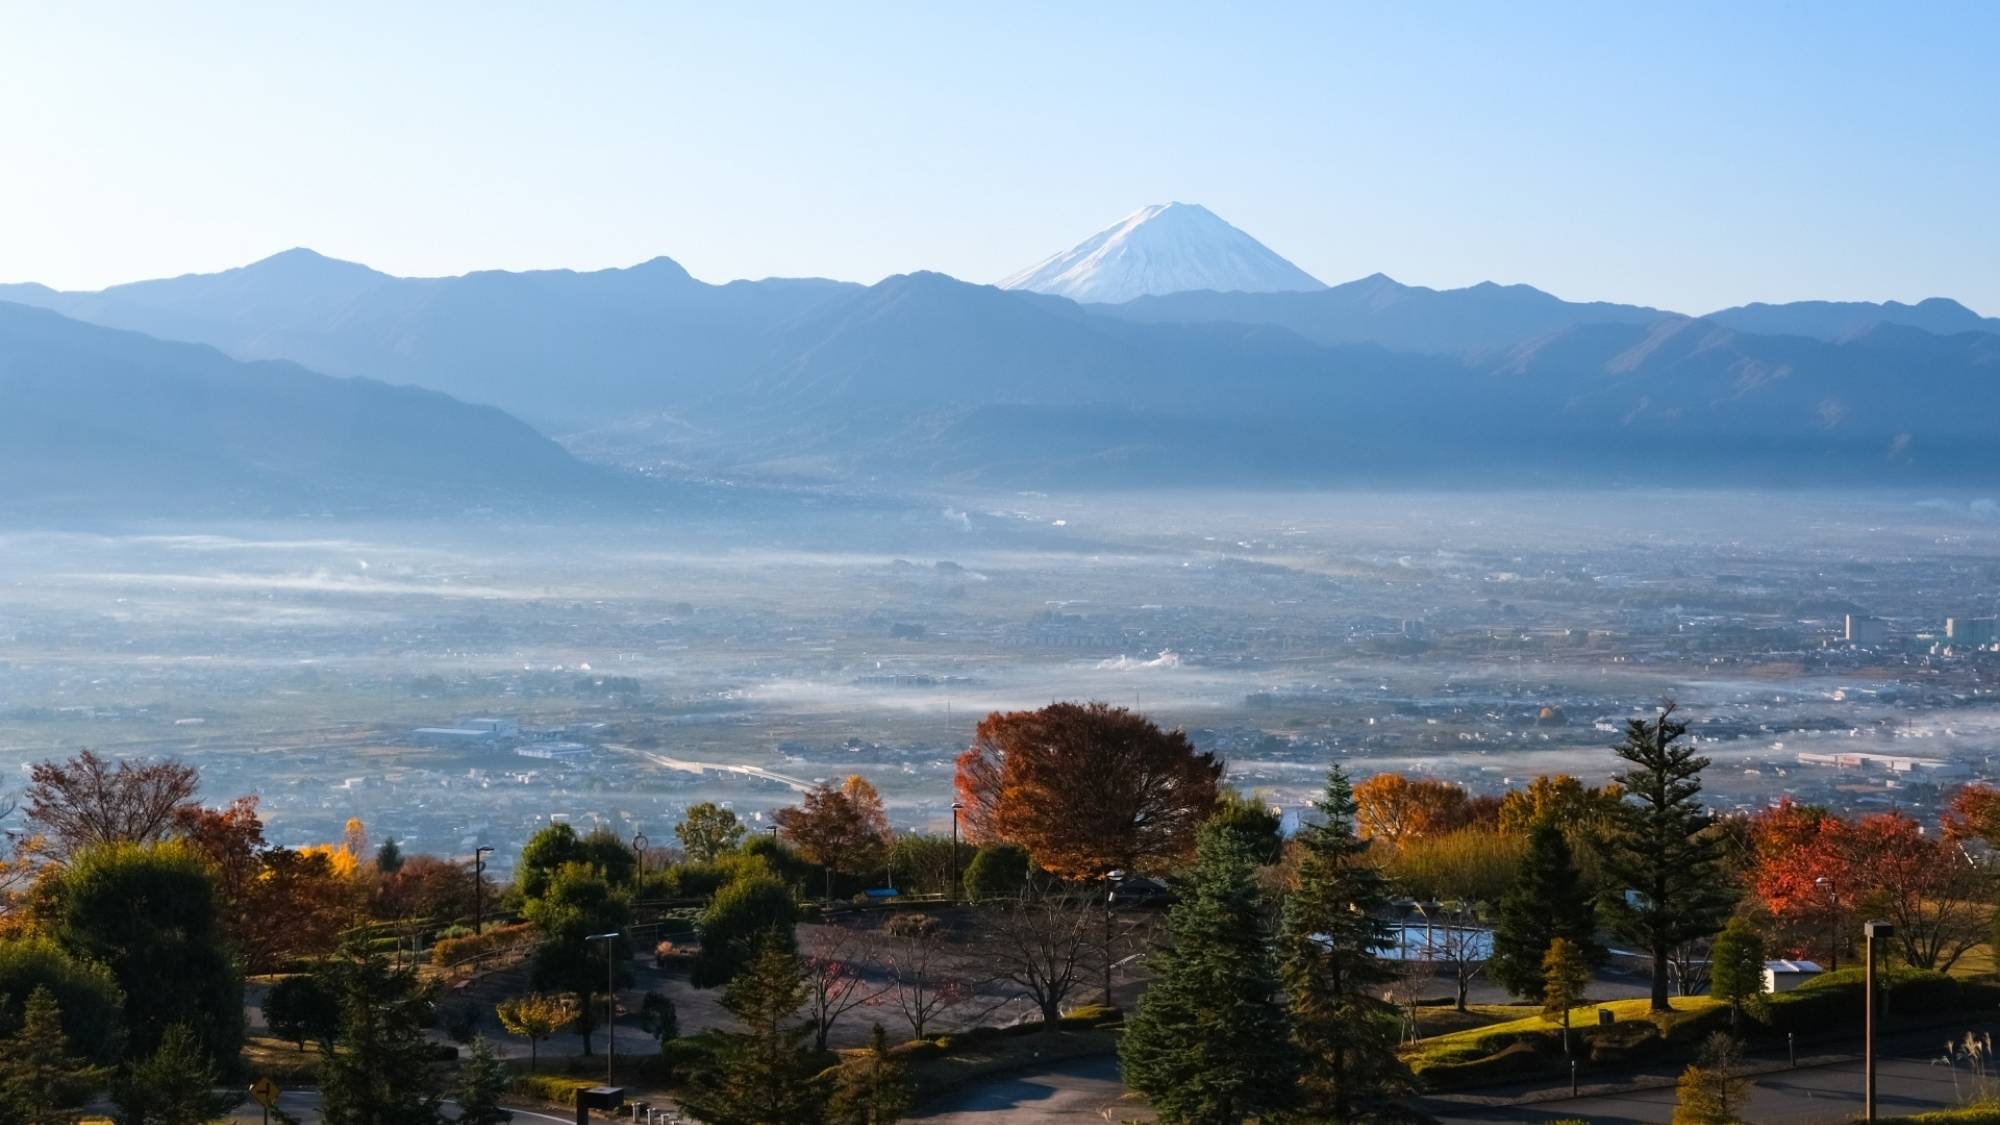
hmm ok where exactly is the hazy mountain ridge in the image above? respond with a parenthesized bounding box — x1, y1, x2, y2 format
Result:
(0, 300, 623, 516)
(9, 221, 2000, 496)
(2, 249, 860, 427)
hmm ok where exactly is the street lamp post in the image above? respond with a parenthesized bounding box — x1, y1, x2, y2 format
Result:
(586, 931, 621, 1084)
(1816, 875, 1840, 971)
(1864, 920, 1893, 1121)
(472, 846, 494, 936)
(949, 802, 964, 902)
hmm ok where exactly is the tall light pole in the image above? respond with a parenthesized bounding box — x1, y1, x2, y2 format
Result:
(586, 931, 621, 1084)
(949, 802, 964, 902)
(1816, 875, 1840, 971)
(1864, 919, 1892, 1121)
(1102, 870, 1118, 1006)
(472, 846, 494, 936)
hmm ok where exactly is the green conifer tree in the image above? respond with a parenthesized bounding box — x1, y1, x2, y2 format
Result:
(0, 986, 110, 1125)
(1490, 818, 1603, 1000)
(112, 1023, 223, 1125)
(1706, 918, 1766, 1031)
(453, 1037, 512, 1125)
(680, 934, 825, 1125)
(318, 946, 443, 1125)
(1277, 766, 1412, 1121)
(1121, 824, 1296, 1125)
(826, 1024, 913, 1125)
(1601, 704, 1736, 1011)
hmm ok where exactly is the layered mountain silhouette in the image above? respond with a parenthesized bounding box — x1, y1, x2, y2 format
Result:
(0, 301, 619, 516)
(0, 249, 857, 428)
(6, 208, 1998, 499)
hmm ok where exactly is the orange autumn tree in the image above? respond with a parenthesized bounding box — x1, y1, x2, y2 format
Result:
(954, 701, 1222, 880)
(774, 776, 892, 898)
(1351, 773, 1480, 845)
(1748, 799, 1993, 972)
(175, 796, 358, 970)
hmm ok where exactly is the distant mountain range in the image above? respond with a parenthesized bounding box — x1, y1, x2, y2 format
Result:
(5, 202, 1998, 508)
(0, 249, 855, 428)
(0, 301, 619, 516)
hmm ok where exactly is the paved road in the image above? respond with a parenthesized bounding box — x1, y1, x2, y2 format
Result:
(221, 1091, 626, 1125)
(911, 1055, 1150, 1123)
(912, 1030, 1988, 1124)
(1428, 1048, 1973, 1124)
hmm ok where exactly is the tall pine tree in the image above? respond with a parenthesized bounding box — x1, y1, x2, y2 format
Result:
(1601, 704, 1736, 1011)
(681, 934, 826, 1125)
(0, 986, 109, 1125)
(318, 945, 444, 1125)
(1121, 823, 1296, 1125)
(1277, 766, 1411, 1121)
(1489, 818, 1603, 1000)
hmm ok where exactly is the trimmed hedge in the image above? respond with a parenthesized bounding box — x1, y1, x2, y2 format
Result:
(507, 1073, 597, 1106)
(430, 922, 534, 967)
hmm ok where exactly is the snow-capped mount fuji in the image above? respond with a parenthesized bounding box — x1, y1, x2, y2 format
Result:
(998, 202, 1325, 304)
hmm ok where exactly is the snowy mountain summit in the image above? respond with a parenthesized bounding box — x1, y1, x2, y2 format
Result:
(998, 202, 1325, 304)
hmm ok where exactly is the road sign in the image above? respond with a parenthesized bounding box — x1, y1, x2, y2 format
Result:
(249, 1078, 281, 1109)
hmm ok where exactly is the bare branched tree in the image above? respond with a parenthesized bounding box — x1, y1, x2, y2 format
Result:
(978, 888, 1103, 1025)
(801, 921, 889, 1050)
(878, 912, 993, 1038)
(24, 750, 199, 861)
(1418, 900, 1490, 1013)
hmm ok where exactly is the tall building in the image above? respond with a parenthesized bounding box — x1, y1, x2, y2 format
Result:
(1947, 617, 1997, 646)
(1845, 614, 1889, 647)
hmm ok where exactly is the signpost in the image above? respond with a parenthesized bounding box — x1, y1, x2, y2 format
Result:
(249, 1077, 281, 1125)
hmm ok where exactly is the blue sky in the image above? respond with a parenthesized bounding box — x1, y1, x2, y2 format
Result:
(2, 2, 1994, 313)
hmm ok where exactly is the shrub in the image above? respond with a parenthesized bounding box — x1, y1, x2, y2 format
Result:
(962, 843, 1032, 901)
(263, 973, 339, 1051)
(430, 922, 534, 967)
(0, 937, 126, 1065)
(508, 1073, 597, 1106)
(438, 998, 481, 1044)
(690, 875, 797, 987)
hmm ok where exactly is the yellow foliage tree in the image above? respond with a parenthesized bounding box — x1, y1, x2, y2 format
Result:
(496, 993, 577, 1072)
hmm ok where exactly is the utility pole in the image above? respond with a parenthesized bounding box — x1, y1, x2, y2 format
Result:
(473, 846, 494, 935)
(1864, 920, 1893, 1121)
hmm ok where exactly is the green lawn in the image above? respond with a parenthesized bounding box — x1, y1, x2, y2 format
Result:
(1405, 996, 1721, 1068)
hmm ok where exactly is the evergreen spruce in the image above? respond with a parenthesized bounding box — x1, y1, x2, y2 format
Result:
(0, 986, 109, 1125)
(1601, 704, 1736, 1011)
(826, 1024, 913, 1125)
(1706, 918, 1766, 1032)
(453, 1037, 512, 1125)
(1277, 766, 1412, 1121)
(1121, 823, 1296, 1125)
(318, 946, 444, 1125)
(1489, 818, 1603, 1000)
(112, 1023, 224, 1125)
(680, 934, 825, 1125)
